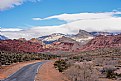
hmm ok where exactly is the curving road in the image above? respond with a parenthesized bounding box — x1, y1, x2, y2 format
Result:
(2, 62, 44, 81)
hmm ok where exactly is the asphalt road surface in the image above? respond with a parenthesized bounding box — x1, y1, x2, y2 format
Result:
(2, 62, 44, 81)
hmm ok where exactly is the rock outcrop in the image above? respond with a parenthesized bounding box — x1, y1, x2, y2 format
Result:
(0, 39, 44, 53)
(80, 34, 121, 51)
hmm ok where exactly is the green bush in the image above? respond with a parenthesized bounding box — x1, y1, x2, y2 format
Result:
(0, 51, 58, 66)
(54, 60, 69, 72)
(106, 69, 116, 79)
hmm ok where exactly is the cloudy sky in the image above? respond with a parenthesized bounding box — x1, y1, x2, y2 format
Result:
(1, 0, 121, 39)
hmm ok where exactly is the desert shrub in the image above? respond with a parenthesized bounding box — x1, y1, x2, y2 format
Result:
(101, 65, 117, 79)
(65, 62, 99, 81)
(0, 51, 58, 66)
(106, 69, 116, 78)
(54, 60, 69, 72)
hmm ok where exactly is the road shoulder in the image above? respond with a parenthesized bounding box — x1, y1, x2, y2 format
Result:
(35, 61, 70, 81)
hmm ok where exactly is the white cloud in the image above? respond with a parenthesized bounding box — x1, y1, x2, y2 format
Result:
(32, 11, 121, 22)
(65, 17, 121, 32)
(0, 0, 40, 11)
(1, 11, 121, 39)
(32, 18, 43, 20)
(0, 28, 23, 31)
(1, 25, 68, 39)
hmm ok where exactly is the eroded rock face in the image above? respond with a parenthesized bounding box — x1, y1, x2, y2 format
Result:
(0, 39, 44, 53)
(51, 36, 82, 51)
(29, 38, 45, 45)
(71, 29, 94, 43)
(80, 34, 121, 51)
(76, 29, 93, 38)
(39, 36, 82, 52)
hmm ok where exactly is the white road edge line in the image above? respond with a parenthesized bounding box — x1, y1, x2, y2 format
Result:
(34, 60, 49, 81)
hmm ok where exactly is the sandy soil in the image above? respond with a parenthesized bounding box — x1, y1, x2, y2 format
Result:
(0, 60, 42, 80)
(36, 61, 70, 81)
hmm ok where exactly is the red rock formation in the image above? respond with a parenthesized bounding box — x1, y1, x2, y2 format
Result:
(29, 38, 44, 45)
(0, 39, 43, 53)
(3, 34, 121, 53)
(18, 38, 26, 41)
(52, 42, 74, 51)
(80, 34, 121, 51)
(46, 36, 82, 52)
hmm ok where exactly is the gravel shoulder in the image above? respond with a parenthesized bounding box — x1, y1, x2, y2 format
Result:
(0, 60, 42, 80)
(36, 61, 70, 81)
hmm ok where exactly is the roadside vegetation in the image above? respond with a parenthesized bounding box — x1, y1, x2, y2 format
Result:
(54, 60, 70, 72)
(54, 47, 121, 81)
(0, 51, 58, 67)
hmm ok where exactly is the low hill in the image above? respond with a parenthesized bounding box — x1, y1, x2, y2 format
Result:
(0, 39, 44, 53)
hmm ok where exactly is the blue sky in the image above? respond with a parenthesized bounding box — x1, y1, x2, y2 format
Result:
(1, 0, 121, 39)
(0, 0, 121, 29)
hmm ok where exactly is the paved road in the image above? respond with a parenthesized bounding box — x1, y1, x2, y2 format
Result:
(2, 62, 44, 81)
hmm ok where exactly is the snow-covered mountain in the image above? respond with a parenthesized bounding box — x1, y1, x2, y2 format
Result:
(90, 32, 113, 36)
(37, 30, 121, 44)
(38, 33, 65, 44)
(70, 30, 94, 43)
(38, 30, 94, 44)
(0, 35, 8, 40)
(90, 31, 121, 36)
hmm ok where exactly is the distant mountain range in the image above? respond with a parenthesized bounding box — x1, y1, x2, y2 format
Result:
(1, 29, 121, 54)
(0, 35, 8, 40)
(37, 30, 121, 45)
(1, 30, 121, 42)
(38, 33, 65, 44)
(38, 29, 94, 44)
(90, 32, 113, 36)
(90, 31, 121, 36)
